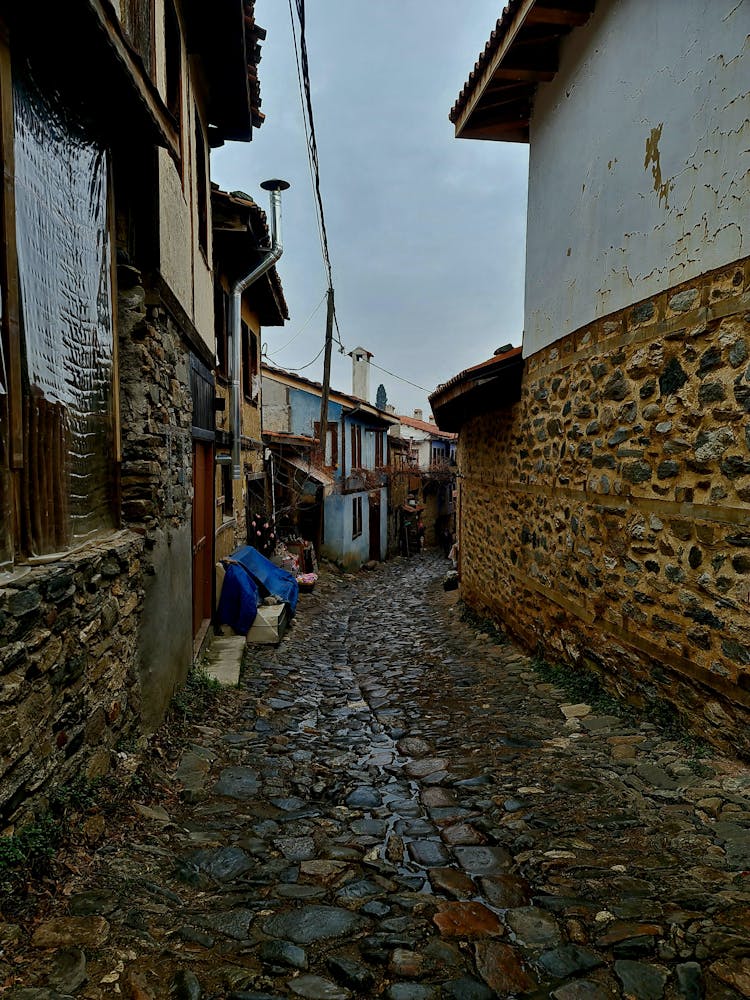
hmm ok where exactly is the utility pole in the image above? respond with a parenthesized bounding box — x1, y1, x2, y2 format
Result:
(318, 285, 335, 464)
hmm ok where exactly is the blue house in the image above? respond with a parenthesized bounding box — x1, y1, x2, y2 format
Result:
(261, 365, 398, 568)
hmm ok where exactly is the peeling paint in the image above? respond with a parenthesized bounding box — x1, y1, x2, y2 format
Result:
(644, 124, 673, 208)
(524, 0, 749, 357)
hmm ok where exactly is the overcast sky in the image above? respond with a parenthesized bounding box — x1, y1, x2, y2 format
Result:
(212, 1, 529, 417)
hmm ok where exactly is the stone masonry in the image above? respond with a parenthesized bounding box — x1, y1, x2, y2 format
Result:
(0, 532, 143, 826)
(0, 269, 195, 824)
(459, 256, 750, 756)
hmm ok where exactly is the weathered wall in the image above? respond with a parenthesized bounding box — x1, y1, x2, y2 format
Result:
(215, 309, 265, 555)
(118, 270, 194, 732)
(262, 377, 291, 433)
(460, 258, 750, 755)
(525, 0, 750, 356)
(0, 533, 144, 825)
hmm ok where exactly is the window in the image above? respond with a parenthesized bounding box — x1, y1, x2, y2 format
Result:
(0, 59, 116, 566)
(241, 322, 259, 403)
(123, 0, 154, 78)
(164, 0, 182, 126)
(327, 425, 338, 468)
(214, 285, 229, 377)
(315, 420, 338, 468)
(352, 495, 363, 539)
(350, 424, 362, 470)
(195, 110, 208, 257)
(375, 430, 384, 468)
(221, 463, 233, 518)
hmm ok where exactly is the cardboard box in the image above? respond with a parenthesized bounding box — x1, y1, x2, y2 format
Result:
(246, 604, 288, 645)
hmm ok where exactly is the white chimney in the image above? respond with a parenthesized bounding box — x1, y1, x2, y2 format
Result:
(413, 408, 423, 420)
(349, 346, 372, 401)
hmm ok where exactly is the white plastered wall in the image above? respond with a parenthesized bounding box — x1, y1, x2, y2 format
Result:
(523, 0, 750, 357)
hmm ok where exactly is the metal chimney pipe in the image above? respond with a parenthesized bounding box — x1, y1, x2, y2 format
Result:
(228, 179, 289, 479)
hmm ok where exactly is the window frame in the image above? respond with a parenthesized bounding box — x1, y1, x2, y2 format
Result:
(352, 494, 363, 539)
(241, 321, 259, 404)
(350, 423, 362, 471)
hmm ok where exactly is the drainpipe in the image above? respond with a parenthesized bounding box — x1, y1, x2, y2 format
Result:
(226, 179, 289, 479)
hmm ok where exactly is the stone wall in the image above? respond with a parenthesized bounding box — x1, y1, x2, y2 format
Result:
(0, 532, 143, 825)
(459, 256, 750, 756)
(0, 266, 198, 822)
(118, 269, 194, 732)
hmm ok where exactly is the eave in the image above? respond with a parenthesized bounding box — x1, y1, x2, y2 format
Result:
(450, 0, 595, 142)
(212, 186, 289, 326)
(1, 0, 179, 157)
(430, 347, 524, 432)
(184, 0, 265, 142)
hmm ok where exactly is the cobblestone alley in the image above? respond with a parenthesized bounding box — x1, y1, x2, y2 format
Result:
(5, 554, 750, 1000)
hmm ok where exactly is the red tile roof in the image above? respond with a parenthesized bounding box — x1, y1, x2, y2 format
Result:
(450, 1, 595, 141)
(397, 414, 457, 440)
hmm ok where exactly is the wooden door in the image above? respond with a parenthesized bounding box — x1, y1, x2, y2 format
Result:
(368, 493, 381, 562)
(192, 441, 214, 637)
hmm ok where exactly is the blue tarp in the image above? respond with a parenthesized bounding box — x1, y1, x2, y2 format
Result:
(216, 561, 259, 635)
(230, 545, 299, 615)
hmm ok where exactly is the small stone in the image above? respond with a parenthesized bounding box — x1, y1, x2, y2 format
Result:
(560, 703, 591, 719)
(47, 948, 87, 994)
(32, 917, 110, 950)
(408, 840, 450, 867)
(429, 867, 476, 899)
(259, 939, 308, 970)
(552, 982, 612, 1000)
(263, 905, 363, 945)
(170, 970, 201, 1000)
(474, 942, 537, 995)
(675, 961, 703, 1000)
(709, 956, 750, 995)
(614, 960, 668, 1000)
(389, 948, 424, 978)
(433, 901, 503, 939)
(479, 875, 531, 909)
(441, 823, 485, 846)
(404, 758, 446, 779)
(397, 737, 432, 756)
(288, 974, 351, 999)
(345, 787, 380, 808)
(453, 846, 512, 875)
(213, 766, 260, 799)
(505, 907, 562, 949)
(669, 289, 699, 312)
(326, 955, 375, 991)
(386, 986, 436, 1000)
(442, 977, 495, 1000)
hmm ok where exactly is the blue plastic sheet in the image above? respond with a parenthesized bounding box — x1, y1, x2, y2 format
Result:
(216, 561, 260, 635)
(231, 545, 299, 615)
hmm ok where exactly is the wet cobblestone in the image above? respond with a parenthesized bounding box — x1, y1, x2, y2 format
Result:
(3, 553, 750, 998)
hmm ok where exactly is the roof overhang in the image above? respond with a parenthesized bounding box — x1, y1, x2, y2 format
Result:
(1, 0, 180, 157)
(212, 187, 288, 325)
(344, 405, 400, 429)
(281, 455, 334, 493)
(429, 347, 524, 432)
(263, 431, 317, 449)
(183, 0, 265, 143)
(450, 0, 595, 142)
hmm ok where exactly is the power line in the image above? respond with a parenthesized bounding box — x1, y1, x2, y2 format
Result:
(267, 289, 328, 356)
(288, 0, 334, 290)
(269, 341, 326, 373)
(368, 360, 431, 393)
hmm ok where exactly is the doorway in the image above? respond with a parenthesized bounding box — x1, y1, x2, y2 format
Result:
(368, 492, 381, 562)
(192, 441, 214, 638)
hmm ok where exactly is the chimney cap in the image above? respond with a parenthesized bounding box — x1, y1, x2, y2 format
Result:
(260, 178, 290, 192)
(349, 346, 373, 359)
